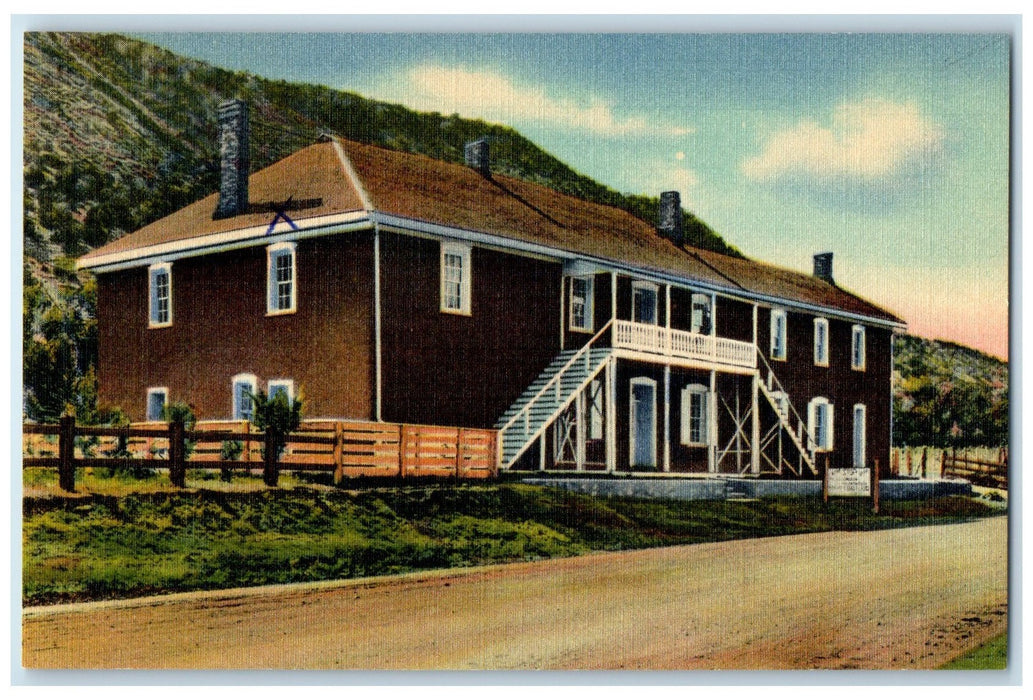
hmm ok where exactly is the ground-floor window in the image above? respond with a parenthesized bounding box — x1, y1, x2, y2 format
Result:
(853, 404, 866, 467)
(807, 396, 834, 451)
(146, 387, 168, 422)
(268, 379, 294, 403)
(680, 383, 709, 446)
(233, 373, 257, 421)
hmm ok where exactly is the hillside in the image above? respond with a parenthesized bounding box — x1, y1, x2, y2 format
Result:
(20, 31, 737, 422)
(893, 334, 1008, 448)
(23, 32, 738, 269)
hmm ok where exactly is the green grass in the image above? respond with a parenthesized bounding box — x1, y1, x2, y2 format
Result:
(22, 482, 1003, 606)
(940, 632, 1008, 670)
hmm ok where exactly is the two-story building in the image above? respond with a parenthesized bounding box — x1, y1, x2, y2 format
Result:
(78, 100, 905, 478)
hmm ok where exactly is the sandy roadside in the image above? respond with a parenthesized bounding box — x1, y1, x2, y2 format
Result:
(22, 516, 1008, 670)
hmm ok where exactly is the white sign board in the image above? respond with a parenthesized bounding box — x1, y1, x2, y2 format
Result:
(827, 467, 872, 497)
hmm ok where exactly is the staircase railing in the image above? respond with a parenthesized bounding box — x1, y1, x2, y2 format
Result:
(498, 319, 613, 464)
(756, 348, 818, 473)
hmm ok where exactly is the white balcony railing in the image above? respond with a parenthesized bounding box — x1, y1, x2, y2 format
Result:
(613, 320, 756, 369)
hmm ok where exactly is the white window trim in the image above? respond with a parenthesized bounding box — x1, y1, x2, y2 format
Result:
(807, 396, 834, 452)
(770, 308, 787, 360)
(852, 324, 866, 371)
(631, 280, 659, 325)
(629, 376, 657, 468)
(814, 317, 829, 367)
(148, 262, 173, 328)
(146, 386, 168, 422)
(232, 373, 257, 421)
(268, 379, 295, 403)
(853, 403, 867, 468)
(569, 275, 595, 332)
(267, 241, 297, 316)
(440, 241, 472, 315)
(680, 383, 710, 447)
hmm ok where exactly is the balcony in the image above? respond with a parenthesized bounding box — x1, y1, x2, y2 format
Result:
(613, 319, 757, 369)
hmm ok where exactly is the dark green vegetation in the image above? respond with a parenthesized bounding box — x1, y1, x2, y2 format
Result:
(23, 483, 1000, 606)
(22, 31, 735, 424)
(939, 632, 1008, 670)
(894, 334, 1008, 448)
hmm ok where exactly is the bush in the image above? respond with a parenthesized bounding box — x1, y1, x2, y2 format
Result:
(219, 440, 243, 482)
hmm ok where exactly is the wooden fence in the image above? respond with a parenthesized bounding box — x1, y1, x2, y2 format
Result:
(22, 417, 498, 491)
(941, 448, 1008, 490)
(890, 446, 1008, 490)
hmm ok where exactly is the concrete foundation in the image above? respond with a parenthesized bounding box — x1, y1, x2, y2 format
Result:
(522, 477, 973, 501)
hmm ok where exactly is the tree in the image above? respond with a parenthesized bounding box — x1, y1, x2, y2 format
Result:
(249, 389, 303, 459)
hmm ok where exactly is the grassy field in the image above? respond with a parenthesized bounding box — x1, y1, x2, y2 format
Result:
(940, 632, 1008, 670)
(22, 475, 1003, 607)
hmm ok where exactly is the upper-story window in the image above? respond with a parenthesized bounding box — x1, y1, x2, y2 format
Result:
(852, 325, 866, 371)
(770, 308, 787, 360)
(690, 293, 712, 335)
(148, 262, 173, 328)
(632, 281, 658, 324)
(232, 373, 257, 421)
(440, 241, 471, 315)
(146, 387, 168, 422)
(808, 396, 834, 451)
(680, 383, 710, 446)
(570, 276, 594, 332)
(267, 242, 297, 315)
(814, 318, 829, 366)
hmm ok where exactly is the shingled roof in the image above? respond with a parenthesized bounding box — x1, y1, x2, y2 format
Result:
(79, 137, 903, 326)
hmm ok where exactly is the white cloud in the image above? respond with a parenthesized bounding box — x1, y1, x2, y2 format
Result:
(741, 98, 944, 181)
(378, 64, 694, 137)
(636, 163, 700, 199)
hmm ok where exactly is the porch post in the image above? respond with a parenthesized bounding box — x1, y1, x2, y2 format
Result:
(575, 389, 586, 471)
(606, 356, 617, 473)
(539, 431, 546, 471)
(663, 365, 671, 472)
(708, 369, 717, 473)
(751, 371, 761, 475)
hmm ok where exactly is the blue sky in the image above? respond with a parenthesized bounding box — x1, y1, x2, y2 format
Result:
(137, 31, 1012, 359)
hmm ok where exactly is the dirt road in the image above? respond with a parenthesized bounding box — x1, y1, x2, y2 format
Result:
(23, 517, 1007, 670)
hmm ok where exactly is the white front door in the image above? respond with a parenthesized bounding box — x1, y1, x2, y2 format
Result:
(630, 378, 657, 468)
(853, 404, 866, 468)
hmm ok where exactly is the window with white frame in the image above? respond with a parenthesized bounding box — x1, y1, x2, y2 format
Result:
(770, 309, 787, 360)
(440, 241, 471, 314)
(680, 383, 710, 446)
(146, 387, 168, 422)
(232, 373, 257, 421)
(851, 325, 866, 370)
(268, 379, 294, 403)
(267, 242, 297, 314)
(814, 318, 829, 366)
(853, 404, 866, 468)
(690, 293, 712, 334)
(148, 262, 173, 327)
(807, 397, 834, 451)
(569, 276, 594, 332)
(632, 281, 658, 324)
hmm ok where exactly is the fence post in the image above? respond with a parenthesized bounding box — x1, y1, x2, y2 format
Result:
(455, 428, 463, 480)
(941, 450, 948, 479)
(906, 449, 912, 477)
(169, 419, 186, 488)
(891, 448, 899, 476)
(872, 459, 880, 514)
(921, 448, 928, 479)
(264, 431, 279, 487)
(333, 422, 345, 486)
(58, 415, 76, 492)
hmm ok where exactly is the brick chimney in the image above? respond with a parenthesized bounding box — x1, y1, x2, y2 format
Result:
(658, 191, 684, 246)
(464, 138, 490, 176)
(213, 99, 250, 219)
(814, 252, 834, 284)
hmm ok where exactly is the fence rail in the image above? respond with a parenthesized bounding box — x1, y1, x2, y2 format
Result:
(23, 417, 498, 491)
(890, 446, 1007, 490)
